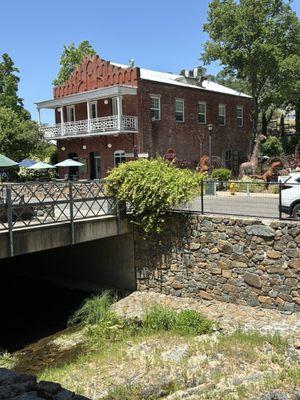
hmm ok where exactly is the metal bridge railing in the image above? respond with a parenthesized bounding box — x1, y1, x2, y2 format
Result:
(0, 180, 118, 255)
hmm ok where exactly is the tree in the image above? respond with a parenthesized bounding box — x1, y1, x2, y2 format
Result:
(53, 40, 96, 86)
(202, 0, 299, 148)
(0, 107, 43, 161)
(0, 54, 54, 164)
(0, 53, 30, 120)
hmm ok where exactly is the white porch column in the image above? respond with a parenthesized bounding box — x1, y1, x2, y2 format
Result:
(60, 106, 64, 135)
(37, 108, 41, 126)
(87, 101, 91, 133)
(116, 96, 123, 131)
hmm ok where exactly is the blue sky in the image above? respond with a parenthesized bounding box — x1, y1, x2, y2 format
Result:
(1, 0, 299, 122)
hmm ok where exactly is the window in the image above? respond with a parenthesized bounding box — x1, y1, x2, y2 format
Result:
(218, 104, 226, 125)
(236, 106, 243, 127)
(89, 102, 97, 119)
(114, 150, 126, 167)
(66, 105, 75, 122)
(198, 102, 206, 124)
(175, 99, 184, 122)
(150, 96, 161, 121)
(112, 98, 118, 115)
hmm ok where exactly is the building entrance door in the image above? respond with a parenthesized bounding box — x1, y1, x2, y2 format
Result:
(89, 152, 101, 180)
(68, 153, 79, 180)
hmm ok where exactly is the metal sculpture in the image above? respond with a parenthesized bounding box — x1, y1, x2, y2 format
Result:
(239, 134, 267, 177)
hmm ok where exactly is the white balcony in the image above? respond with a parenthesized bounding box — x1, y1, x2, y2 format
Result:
(41, 115, 138, 140)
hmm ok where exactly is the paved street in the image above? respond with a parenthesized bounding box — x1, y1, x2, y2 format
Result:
(179, 192, 280, 219)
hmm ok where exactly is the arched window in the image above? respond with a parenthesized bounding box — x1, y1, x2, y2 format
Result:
(114, 150, 126, 167)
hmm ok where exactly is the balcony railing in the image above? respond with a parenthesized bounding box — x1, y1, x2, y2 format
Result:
(41, 115, 138, 139)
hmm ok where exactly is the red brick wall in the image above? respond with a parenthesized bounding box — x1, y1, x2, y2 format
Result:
(57, 135, 135, 179)
(53, 56, 139, 98)
(137, 80, 252, 168)
(56, 81, 251, 176)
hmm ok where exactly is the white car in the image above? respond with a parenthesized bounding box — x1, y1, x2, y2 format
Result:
(280, 172, 300, 219)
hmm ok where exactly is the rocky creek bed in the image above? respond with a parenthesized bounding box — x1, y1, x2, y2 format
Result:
(1, 292, 299, 400)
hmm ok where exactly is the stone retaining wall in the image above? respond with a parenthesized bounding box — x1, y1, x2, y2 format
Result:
(134, 213, 300, 312)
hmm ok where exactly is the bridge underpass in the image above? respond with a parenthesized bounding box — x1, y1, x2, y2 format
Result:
(0, 227, 135, 352)
(0, 182, 137, 352)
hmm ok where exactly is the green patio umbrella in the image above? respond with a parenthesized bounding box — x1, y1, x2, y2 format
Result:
(55, 159, 84, 167)
(0, 154, 18, 168)
(27, 161, 55, 170)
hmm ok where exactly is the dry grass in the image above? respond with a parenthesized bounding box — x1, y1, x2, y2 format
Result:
(36, 329, 299, 400)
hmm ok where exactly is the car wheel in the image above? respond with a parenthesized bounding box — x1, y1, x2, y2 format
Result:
(292, 204, 300, 220)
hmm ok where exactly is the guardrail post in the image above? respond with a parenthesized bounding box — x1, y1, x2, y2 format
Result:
(6, 185, 14, 257)
(116, 200, 120, 235)
(279, 182, 282, 220)
(246, 182, 250, 197)
(69, 182, 75, 245)
(200, 180, 204, 215)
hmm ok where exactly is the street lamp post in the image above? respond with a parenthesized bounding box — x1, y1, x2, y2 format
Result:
(207, 124, 213, 175)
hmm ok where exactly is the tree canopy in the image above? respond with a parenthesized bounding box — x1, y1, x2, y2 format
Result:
(0, 53, 30, 120)
(202, 0, 300, 143)
(53, 40, 96, 86)
(0, 107, 43, 161)
(0, 53, 55, 163)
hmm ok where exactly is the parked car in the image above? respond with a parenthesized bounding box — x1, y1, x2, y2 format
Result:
(279, 172, 300, 219)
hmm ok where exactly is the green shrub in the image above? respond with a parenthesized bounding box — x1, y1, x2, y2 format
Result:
(68, 291, 117, 326)
(142, 306, 177, 332)
(142, 306, 213, 336)
(174, 310, 213, 335)
(210, 168, 231, 182)
(105, 158, 202, 234)
(261, 136, 284, 157)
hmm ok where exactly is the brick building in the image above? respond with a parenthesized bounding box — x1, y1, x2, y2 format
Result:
(36, 55, 252, 178)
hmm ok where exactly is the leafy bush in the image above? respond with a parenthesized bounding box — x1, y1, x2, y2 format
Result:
(105, 158, 202, 234)
(68, 291, 117, 326)
(174, 310, 213, 335)
(210, 168, 231, 182)
(261, 136, 284, 157)
(143, 306, 177, 332)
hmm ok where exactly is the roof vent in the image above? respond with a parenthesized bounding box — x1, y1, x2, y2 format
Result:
(178, 67, 205, 87)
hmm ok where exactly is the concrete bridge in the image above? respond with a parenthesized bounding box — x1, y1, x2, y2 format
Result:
(0, 181, 130, 259)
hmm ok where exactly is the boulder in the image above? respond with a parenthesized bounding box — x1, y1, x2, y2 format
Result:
(245, 225, 275, 238)
(244, 272, 262, 289)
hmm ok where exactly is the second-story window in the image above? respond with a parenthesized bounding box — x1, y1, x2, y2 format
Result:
(198, 102, 206, 124)
(218, 104, 226, 125)
(90, 101, 97, 119)
(236, 106, 243, 127)
(150, 96, 161, 121)
(175, 99, 184, 122)
(66, 105, 75, 122)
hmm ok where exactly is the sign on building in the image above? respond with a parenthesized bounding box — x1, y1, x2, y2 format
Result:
(165, 148, 176, 161)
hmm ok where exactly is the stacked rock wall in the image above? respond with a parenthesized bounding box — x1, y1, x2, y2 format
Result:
(134, 214, 300, 312)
